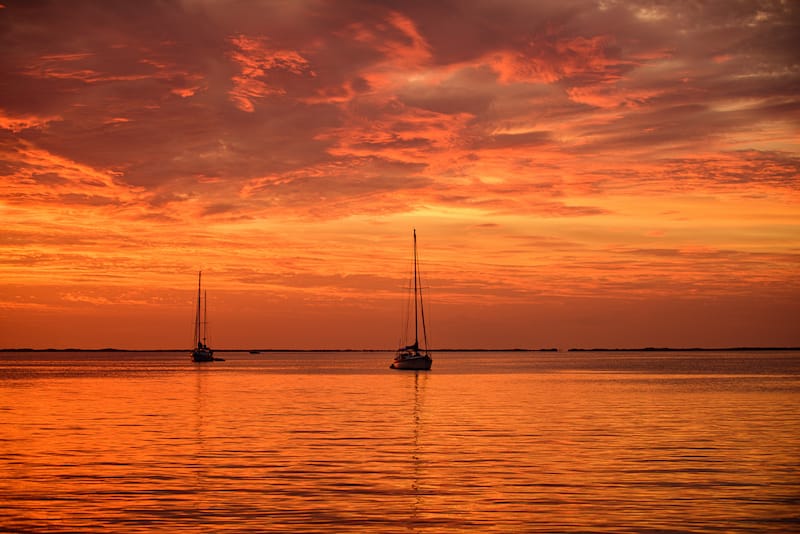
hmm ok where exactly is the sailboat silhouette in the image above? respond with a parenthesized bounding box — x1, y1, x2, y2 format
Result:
(391, 230, 433, 370)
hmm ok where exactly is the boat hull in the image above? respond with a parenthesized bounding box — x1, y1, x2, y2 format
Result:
(191, 348, 214, 363)
(390, 352, 432, 370)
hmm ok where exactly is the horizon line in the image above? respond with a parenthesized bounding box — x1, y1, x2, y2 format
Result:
(2, 346, 799, 353)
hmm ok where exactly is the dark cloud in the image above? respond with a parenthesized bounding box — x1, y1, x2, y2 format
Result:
(478, 131, 553, 150)
(29, 172, 70, 186)
(1, 0, 797, 219)
(398, 78, 494, 116)
(352, 136, 432, 151)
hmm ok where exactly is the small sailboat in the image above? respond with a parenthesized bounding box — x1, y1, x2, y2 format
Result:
(391, 229, 433, 370)
(191, 271, 215, 363)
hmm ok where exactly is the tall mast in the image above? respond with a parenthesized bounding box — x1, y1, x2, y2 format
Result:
(413, 229, 418, 347)
(195, 271, 202, 347)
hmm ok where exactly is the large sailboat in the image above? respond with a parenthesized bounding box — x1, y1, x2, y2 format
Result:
(391, 230, 433, 370)
(191, 271, 215, 363)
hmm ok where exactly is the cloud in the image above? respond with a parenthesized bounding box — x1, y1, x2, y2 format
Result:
(3, 0, 794, 214)
(0, 135, 144, 204)
(0, 110, 62, 132)
(228, 34, 315, 111)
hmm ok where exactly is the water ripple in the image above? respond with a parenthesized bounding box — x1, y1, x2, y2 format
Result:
(1, 350, 798, 532)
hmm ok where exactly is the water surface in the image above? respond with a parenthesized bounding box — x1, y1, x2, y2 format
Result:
(1, 350, 798, 532)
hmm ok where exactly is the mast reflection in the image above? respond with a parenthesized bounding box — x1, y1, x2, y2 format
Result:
(409, 370, 427, 529)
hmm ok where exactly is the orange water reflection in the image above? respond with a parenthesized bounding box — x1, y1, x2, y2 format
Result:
(1, 351, 798, 531)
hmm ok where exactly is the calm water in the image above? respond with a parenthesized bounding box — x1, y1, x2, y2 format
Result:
(1, 350, 798, 532)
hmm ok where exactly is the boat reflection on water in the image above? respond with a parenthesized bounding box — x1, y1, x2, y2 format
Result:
(408, 370, 427, 529)
(191, 365, 212, 496)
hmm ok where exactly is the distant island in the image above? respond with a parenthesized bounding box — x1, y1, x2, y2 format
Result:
(567, 347, 800, 352)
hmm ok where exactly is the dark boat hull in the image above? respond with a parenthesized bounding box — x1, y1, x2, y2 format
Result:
(191, 348, 214, 363)
(390, 352, 432, 370)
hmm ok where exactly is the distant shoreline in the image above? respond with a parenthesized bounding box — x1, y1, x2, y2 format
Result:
(1, 347, 798, 353)
(566, 347, 800, 352)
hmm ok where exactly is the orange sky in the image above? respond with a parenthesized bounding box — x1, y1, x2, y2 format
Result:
(1, 1, 798, 349)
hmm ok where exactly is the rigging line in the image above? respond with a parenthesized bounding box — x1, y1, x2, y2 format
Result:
(417, 243, 429, 352)
(203, 290, 209, 345)
(398, 270, 413, 347)
(194, 271, 202, 347)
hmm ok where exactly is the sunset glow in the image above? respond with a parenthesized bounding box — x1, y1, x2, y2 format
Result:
(1, 1, 798, 349)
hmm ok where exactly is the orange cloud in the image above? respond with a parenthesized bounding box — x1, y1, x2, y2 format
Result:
(228, 35, 314, 112)
(0, 111, 62, 132)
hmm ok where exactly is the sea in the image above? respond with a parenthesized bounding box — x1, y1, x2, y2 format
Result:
(1, 350, 798, 533)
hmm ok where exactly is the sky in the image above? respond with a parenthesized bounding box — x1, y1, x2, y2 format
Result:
(1, 0, 798, 350)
